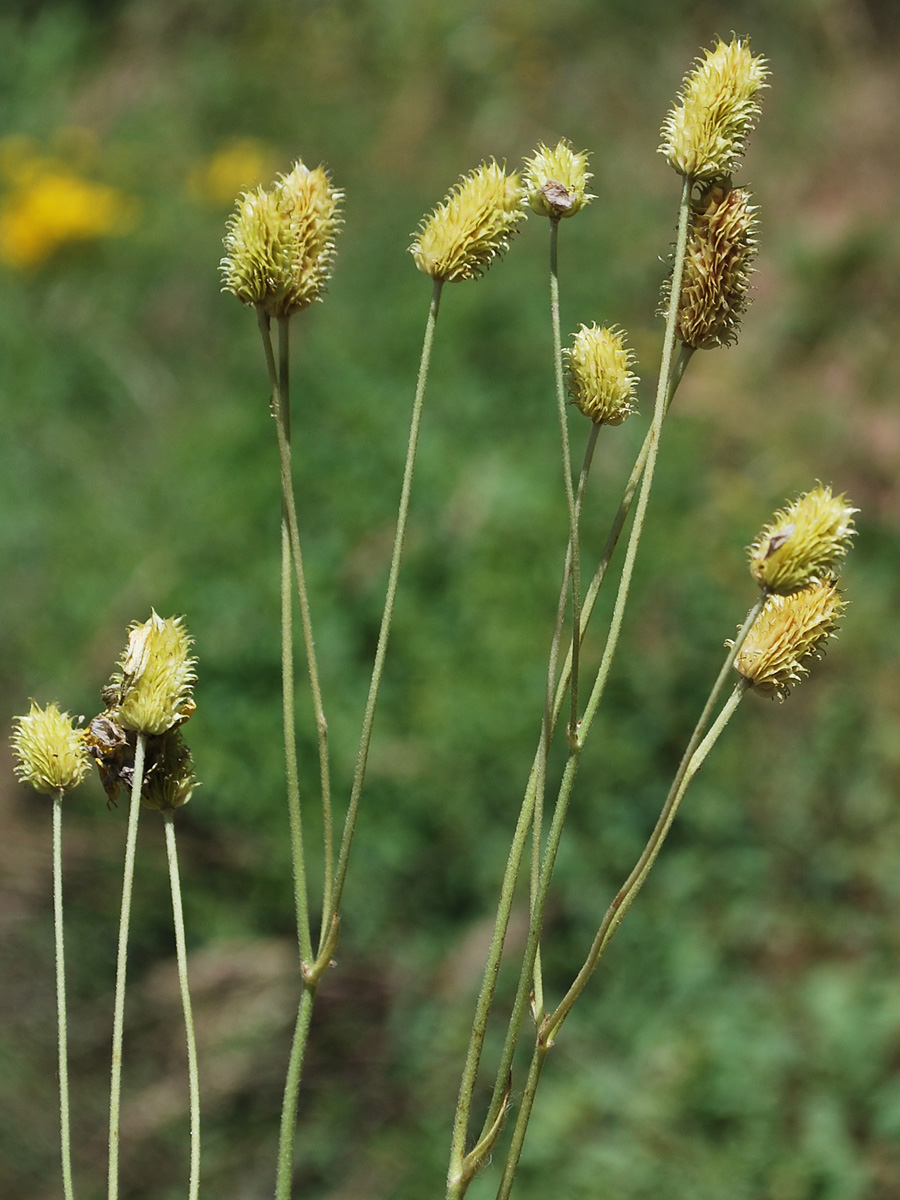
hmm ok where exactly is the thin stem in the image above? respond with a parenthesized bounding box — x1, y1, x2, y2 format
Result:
(162, 813, 200, 1200)
(52, 792, 75, 1200)
(274, 986, 316, 1200)
(108, 733, 146, 1200)
(328, 277, 444, 927)
(494, 1043, 549, 1200)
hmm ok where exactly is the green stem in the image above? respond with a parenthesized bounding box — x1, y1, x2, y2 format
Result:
(274, 986, 316, 1200)
(162, 813, 200, 1200)
(328, 277, 444, 927)
(108, 733, 146, 1200)
(52, 792, 75, 1200)
(494, 1043, 549, 1200)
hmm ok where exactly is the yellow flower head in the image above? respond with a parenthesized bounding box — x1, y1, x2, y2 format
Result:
(734, 580, 845, 700)
(112, 611, 197, 736)
(749, 484, 857, 594)
(410, 161, 526, 282)
(189, 138, 274, 207)
(564, 323, 639, 425)
(141, 730, 197, 811)
(660, 37, 769, 181)
(665, 181, 758, 349)
(221, 158, 343, 318)
(11, 701, 90, 795)
(523, 139, 594, 219)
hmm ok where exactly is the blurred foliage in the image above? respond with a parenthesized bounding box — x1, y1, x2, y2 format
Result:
(1, 1, 900, 1198)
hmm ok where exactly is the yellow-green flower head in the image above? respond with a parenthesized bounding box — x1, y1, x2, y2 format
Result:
(749, 484, 857, 594)
(141, 730, 196, 811)
(660, 37, 769, 181)
(734, 580, 845, 700)
(666, 181, 758, 349)
(11, 701, 90, 795)
(564, 323, 639, 425)
(410, 161, 526, 282)
(221, 158, 342, 318)
(113, 611, 197, 737)
(523, 139, 594, 219)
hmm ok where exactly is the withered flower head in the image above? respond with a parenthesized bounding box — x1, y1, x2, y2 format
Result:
(11, 701, 90, 795)
(221, 158, 342, 318)
(564, 323, 639, 425)
(749, 484, 857, 594)
(733, 580, 845, 700)
(660, 37, 769, 181)
(112, 611, 197, 737)
(410, 161, 526, 282)
(141, 730, 197, 811)
(523, 139, 594, 219)
(664, 181, 758, 349)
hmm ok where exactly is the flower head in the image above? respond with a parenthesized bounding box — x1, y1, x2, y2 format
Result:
(141, 730, 197, 811)
(665, 181, 758, 349)
(749, 484, 857, 594)
(221, 158, 342, 318)
(11, 702, 90, 795)
(523, 139, 594, 219)
(410, 162, 526, 282)
(734, 580, 845, 700)
(660, 37, 769, 181)
(111, 611, 197, 736)
(564, 324, 638, 425)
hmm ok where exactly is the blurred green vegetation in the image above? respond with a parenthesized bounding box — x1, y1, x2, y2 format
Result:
(1, 1, 900, 1198)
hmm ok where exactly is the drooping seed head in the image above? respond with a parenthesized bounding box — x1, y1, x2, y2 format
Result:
(112, 611, 197, 736)
(733, 580, 846, 700)
(410, 161, 526, 282)
(11, 701, 90, 795)
(221, 158, 342, 318)
(523, 139, 594, 219)
(564, 323, 639, 426)
(664, 181, 758, 349)
(660, 37, 769, 181)
(749, 484, 857, 594)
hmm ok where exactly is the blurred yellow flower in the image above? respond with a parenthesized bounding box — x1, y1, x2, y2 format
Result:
(189, 138, 274, 207)
(0, 145, 134, 268)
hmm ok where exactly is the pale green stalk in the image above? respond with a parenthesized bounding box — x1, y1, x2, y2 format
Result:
(327, 277, 444, 928)
(162, 812, 200, 1200)
(108, 733, 146, 1200)
(52, 791, 75, 1200)
(274, 987, 316, 1200)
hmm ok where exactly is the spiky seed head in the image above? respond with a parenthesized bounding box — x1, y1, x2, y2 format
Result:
(523, 139, 594, 219)
(564, 324, 639, 425)
(410, 162, 526, 282)
(141, 730, 197, 811)
(664, 181, 758, 349)
(733, 580, 845, 700)
(11, 701, 90, 795)
(749, 484, 857, 594)
(660, 37, 769, 181)
(113, 611, 197, 736)
(221, 158, 342, 318)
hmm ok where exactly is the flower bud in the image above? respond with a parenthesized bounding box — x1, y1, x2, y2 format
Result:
(221, 158, 342, 318)
(11, 701, 90, 795)
(660, 37, 769, 181)
(564, 323, 638, 425)
(523, 139, 594, 219)
(664, 181, 757, 349)
(733, 580, 845, 700)
(749, 484, 857, 594)
(410, 161, 526, 282)
(112, 611, 197, 736)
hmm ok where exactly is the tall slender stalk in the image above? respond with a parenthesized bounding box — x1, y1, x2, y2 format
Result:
(107, 733, 146, 1200)
(274, 987, 316, 1200)
(162, 812, 200, 1200)
(52, 791, 76, 1200)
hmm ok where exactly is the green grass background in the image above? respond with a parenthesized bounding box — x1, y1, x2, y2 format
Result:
(1, 1, 900, 1197)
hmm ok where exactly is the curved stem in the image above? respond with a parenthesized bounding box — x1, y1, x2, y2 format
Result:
(328, 277, 444, 927)
(162, 813, 200, 1200)
(274, 986, 316, 1200)
(108, 733, 146, 1200)
(52, 792, 75, 1200)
